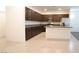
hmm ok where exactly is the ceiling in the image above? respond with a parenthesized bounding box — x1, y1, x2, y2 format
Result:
(27, 6, 70, 15)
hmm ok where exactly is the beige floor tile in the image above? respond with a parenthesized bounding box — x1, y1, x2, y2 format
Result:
(0, 32, 79, 53)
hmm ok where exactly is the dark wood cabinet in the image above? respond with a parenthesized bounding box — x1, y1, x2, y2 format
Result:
(25, 7, 42, 21)
(27, 8, 32, 20)
(25, 26, 45, 41)
(25, 7, 28, 20)
(62, 14, 69, 18)
(42, 14, 69, 22)
(42, 15, 49, 21)
(52, 15, 61, 22)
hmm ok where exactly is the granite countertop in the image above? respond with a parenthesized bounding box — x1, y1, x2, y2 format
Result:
(46, 25, 72, 28)
(25, 24, 46, 28)
(25, 24, 72, 28)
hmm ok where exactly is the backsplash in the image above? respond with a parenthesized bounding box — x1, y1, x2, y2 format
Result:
(25, 20, 48, 25)
(25, 18, 70, 26)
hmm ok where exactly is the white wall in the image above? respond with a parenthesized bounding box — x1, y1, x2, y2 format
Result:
(0, 5, 6, 38)
(70, 8, 79, 32)
(0, 12, 6, 38)
(62, 18, 70, 26)
(6, 6, 25, 42)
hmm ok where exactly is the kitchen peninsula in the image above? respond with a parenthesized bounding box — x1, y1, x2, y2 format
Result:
(46, 25, 71, 40)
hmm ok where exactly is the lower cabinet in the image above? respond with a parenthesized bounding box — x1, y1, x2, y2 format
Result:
(25, 26, 45, 41)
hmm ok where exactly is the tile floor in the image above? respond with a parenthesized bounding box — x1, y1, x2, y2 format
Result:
(71, 32, 79, 40)
(0, 32, 79, 53)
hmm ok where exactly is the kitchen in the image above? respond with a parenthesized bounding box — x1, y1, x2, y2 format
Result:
(0, 6, 79, 53)
(25, 6, 70, 41)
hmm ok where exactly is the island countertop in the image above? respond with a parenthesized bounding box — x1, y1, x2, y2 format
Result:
(25, 24, 46, 28)
(46, 25, 72, 28)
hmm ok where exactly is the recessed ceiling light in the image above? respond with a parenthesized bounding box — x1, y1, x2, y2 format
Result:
(58, 8, 62, 10)
(44, 9, 48, 11)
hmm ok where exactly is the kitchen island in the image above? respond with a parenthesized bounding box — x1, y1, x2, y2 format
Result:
(46, 25, 71, 40)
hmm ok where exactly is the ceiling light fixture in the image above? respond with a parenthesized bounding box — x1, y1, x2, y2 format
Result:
(44, 9, 48, 11)
(58, 8, 62, 10)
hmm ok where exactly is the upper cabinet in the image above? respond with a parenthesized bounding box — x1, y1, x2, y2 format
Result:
(25, 7, 32, 20)
(41, 15, 49, 21)
(25, 7, 28, 20)
(42, 14, 69, 22)
(62, 14, 69, 18)
(52, 15, 61, 22)
(25, 7, 42, 21)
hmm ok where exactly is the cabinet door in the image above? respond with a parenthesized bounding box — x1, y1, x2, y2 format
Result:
(52, 15, 61, 22)
(27, 9, 32, 20)
(31, 10, 35, 20)
(62, 14, 69, 18)
(42, 15, 49, 21)
(26, 28, 32, 40)
(25, 7, 28, 20)
(25, 7, 43, 21)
